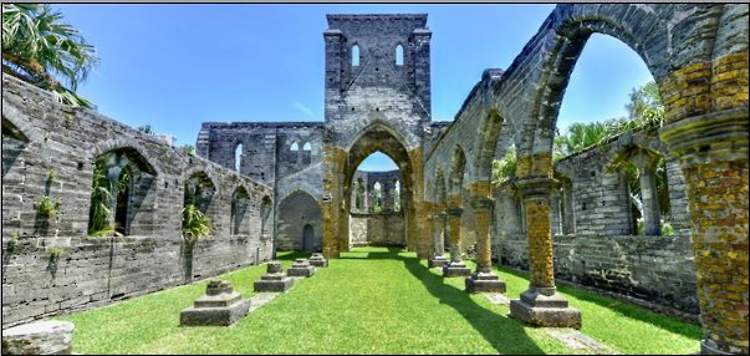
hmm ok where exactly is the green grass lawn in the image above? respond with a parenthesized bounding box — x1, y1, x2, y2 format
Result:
(59, 247, 701, 354)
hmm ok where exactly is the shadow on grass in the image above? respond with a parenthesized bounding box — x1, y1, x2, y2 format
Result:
(341, 247, 546, 354)
(275, 250, 312, 261)
(497, 266, 702, 340)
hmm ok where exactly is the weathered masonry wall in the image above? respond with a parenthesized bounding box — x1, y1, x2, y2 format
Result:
(495, 234, 697, 314)
(491, 129, 697, 314)
(349, 213, 405, 247)
(1, 76, 274, 328)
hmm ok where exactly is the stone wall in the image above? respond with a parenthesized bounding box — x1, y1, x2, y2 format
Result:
(487, 128, 697, 314)
(494, 233, 698, 314)
(349, 213, 405, 247)
(1, 75, 274, 328)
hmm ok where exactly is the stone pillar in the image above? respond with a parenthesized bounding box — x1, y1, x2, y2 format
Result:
(442, 205, 470, 277)
(429, 210, 449, 268)
(509, 177, 581, 329)
(661, 106, 748, 355)
(632, 150, 661, 235)
(465, 197, 506, 293)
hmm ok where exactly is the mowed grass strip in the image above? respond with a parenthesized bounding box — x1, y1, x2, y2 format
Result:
(59, 247, 700, 354)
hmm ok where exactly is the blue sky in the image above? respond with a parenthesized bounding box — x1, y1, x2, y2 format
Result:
(55, 4, 654, 171)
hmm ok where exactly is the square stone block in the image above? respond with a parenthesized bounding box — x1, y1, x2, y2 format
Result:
(180, 299, 251, 327)
(509, 288, 581, 329)
(465, 272, 506, 293)
(442, 261, 471, 277)
(254, 275, 294, 292)
(429, 255, 449, 268)
(309, 253, 328, 267)
(287, 259, 316, 277)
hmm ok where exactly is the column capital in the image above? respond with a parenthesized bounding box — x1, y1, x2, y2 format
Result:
(660, 106, 748, 167)
(471, 197, 494, 211)
(515, 177, 556, 201)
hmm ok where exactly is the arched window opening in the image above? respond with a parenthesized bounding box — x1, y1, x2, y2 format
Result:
(302, 142, 312, 165)
(230, 187, 250, 235)
(260, 196, 272, 240)
(371, 181, 383, 213)
(290, 142, 299, 151)
(551, 33, 667, 238)
(88, 148, 157, 237)
(234, 143, 243, 172)
(354, 177, 364, 210)
(393, 180, 401, 212)
(351, 45, 360, 66)
(184, 172, 216, 215)
(395, 44, 404, 66)
(614, 150, 671, 236)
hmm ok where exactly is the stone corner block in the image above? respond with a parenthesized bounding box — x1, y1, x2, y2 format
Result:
(2, 320, 75, 355)
(465, 272, 506, 294)
(509, 289, 581, 329)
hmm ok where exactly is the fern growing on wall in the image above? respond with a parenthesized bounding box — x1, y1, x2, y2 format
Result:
(182, 203, 213, 244)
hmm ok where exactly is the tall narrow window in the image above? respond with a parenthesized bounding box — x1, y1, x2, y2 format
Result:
(234, 143, 243, 172)
(352, 45, 360, 67)
(395, 45, 404, 66)
(302, 142, 312, 165)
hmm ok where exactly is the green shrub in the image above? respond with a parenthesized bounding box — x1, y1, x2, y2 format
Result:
(47, 169, 56, 184)
(7, 231, 20, 251)
(492, 147, 516, 186)
(182, 204, 213, 243)
(36, 195, 61, 218)
(48, 247, 65, 259)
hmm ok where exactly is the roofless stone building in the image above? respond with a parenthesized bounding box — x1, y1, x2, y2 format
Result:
(2, 5, 748, 355)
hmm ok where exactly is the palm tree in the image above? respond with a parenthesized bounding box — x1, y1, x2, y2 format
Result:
(2, 4, 97, 107)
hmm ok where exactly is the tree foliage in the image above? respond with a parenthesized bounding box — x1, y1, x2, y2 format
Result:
(491, 147, 517, 186)
(552, 81, 664, 160)
(87, 156, 130, 237)
(2, 4, 97, 107)
(182, 203, 213, 243)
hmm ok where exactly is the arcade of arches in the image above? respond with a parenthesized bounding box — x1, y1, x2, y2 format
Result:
(1, 4, 748, 355)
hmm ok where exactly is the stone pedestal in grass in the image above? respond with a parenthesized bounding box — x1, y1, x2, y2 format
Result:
(254, 261, 294, 292)
(509, 287, 581, 329)
(442, 260, 471, 277)
(428, 254, 449, 268)
(1, 320, 74, 355)
(309, 253, 328, 267)
(287, 258, 316, 277)
(465, 271, 506, 293)
(180, 280, 251, 327)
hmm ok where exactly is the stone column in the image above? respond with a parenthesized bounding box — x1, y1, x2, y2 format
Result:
(632, 150, 661, 235)
(509, 177, 581, 329)
(661, 106, 748, 355)
(429, 210, 449, 268)
(442, 203, 470, 277)
(465, 197, 506, 293)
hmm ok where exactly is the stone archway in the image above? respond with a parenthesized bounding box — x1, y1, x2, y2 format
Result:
(277, 191, 322, 252)
(321, 122, 425, 259)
